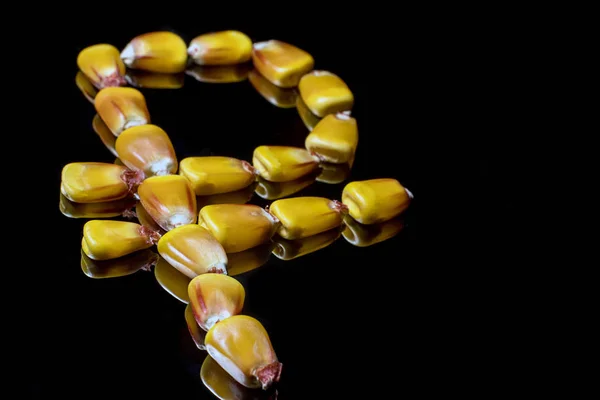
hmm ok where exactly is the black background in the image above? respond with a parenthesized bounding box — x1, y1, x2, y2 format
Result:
(18, 12, 504, 399)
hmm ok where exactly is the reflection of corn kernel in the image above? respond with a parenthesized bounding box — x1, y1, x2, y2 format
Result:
(272, 227, 342, 260)
(179, 156, 256, 196)
(342, 215, 405, 247)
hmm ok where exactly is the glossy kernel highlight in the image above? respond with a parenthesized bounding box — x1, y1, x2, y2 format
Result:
(121, 31, 188, 73)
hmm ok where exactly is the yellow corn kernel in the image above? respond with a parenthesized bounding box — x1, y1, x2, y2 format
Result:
(60, 162, 142, 203)
(316, 161, 352, 184)
(254, 173, 317, 200)
(81, 220, 160, 261)
(268, 196, 348, 240)
(92, 114, 118, 157)
(120, 31, 188, 73)
(227, 242, 274, 276)
(157, 224, 228, 278)
(296, 96, 321, 131)
(198, 204, 279, 253)
(115, 124, 178, 178)
(154, 256, 191, 303)
(341, 178, 413, 225)
(179, 156, 257, 196)
(251, 40, 314, 88)
(206, 315, 282, 390)
(81, 248, 158, 279)
(125, 70, 185, 89)
(201, 355, 273, 400)
(188, 273, 245, 331)
(94, 87, 150, 136)
(272, 227, 342, 260)
(342, 215, 405, 247)
(75, 71, 98, 104)
(196, 183, 256, 209)
(76, 44, 126, 89)
(252, 146, 319, 182)
(298, 70, 354, 117)
(185, 304, 206, 350)
(59, 193, 136, 219)
(248, 69, 298, 108)
(134, 202, 165, 234)
(305, 112, 358, 164)
(188, 30, 253, 66)
(137, 175, 197, 231)
(186, 64, 251, 83)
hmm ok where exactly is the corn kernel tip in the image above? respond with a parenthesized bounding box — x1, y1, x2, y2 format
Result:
(254, 361, 283, 390)
(330, 200, 349, 215)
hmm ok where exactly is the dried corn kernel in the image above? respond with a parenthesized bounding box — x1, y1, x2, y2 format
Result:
(298, 70, 354, 117)
(296, 96, 321, 131)
(188, 30, 253, 66)
(121, 31, 188, 73)
(268, 196, 348, 240)
(60, 162, 142, 203)
(341, 178, 413, 224)
(76, 44, 126, 89)
(81, 248, 158, 279)
(115, 124, 178, 178)
(205, 315, 282, 390)
(185, 304, 206, 350)
(251, 40, 314, 88)
(272, 227, 342, 260)
(59, 193, 136, 219)
(196, 183, 256, 209)
(179, 156, 257, 196)
(137, 175, 197, 231)
(154, 256, 191, 303)
(198, 204, 279, 253)
(227, 242, 274, 277)
(94, 87, 150, 136)
(305, 112, 358, 164)
(188, 273, 245, 331)
(342, 215, 404, 247)
(254, 173, 317, 200)
(157, 224, 228, 278)
(186, 64, 251, 83)
(248, 69, 298, 108)
(134, 202, 165, 234)
(252, 146, 319, 183)
(82, 220, 160, 260)
(92, 114, 118, 157)
(75, 71, 98, 104)
(125, 70, 184, 89)
(316, 161, 352, 184)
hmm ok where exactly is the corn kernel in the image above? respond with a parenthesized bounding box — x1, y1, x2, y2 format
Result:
(59, 193, 136, 219)
(94, 87, 150, 136)
(342, 215, 405, 247)
(341, 178, 413, 225)
(298, 70, 354, 117)
(115, 124, 178, 178)
(81, 248, 158, 279)
(179, 156, 257, 196)
(251, 40, 314, 88)
(252, 146, 319, 183)
(75, 71, 98, 104)
(76, 44, 126, 89)
(196, 183, 256, 209)
(82, 220, 160, 260)
(157, 224, 228, 278)
(296, 96, 321, 131)
(121, 31, 188, 73)
(227, 242, 274, 276)
(91, 114, 118, 157)
(272, 227, 342, 260)
(254, 173, 317, 200)
(205, 315, 282, 390)
(185, 304, 206, 350)
(125, 70, 185, 89)
(60, 162, 143, 203)
(198, 204, 279, 253)
(186, 64, 251, 83)
(114, 158, 125, 166)
(305, 112, 358, 164)
(188, 30, 253, 66)
(188, 273, 245, 331)
(201, 355, 274, 400)
(154, 256, 191, 303)
(268, 196, 348, 240)
(137, 175, 197, 231)
(134, 202, 165, 234)
(316, 161, 352, 184)
(248, 69, 298, 108)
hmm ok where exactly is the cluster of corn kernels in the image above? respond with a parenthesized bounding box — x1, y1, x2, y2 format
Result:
(64, 29, 413, 398)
